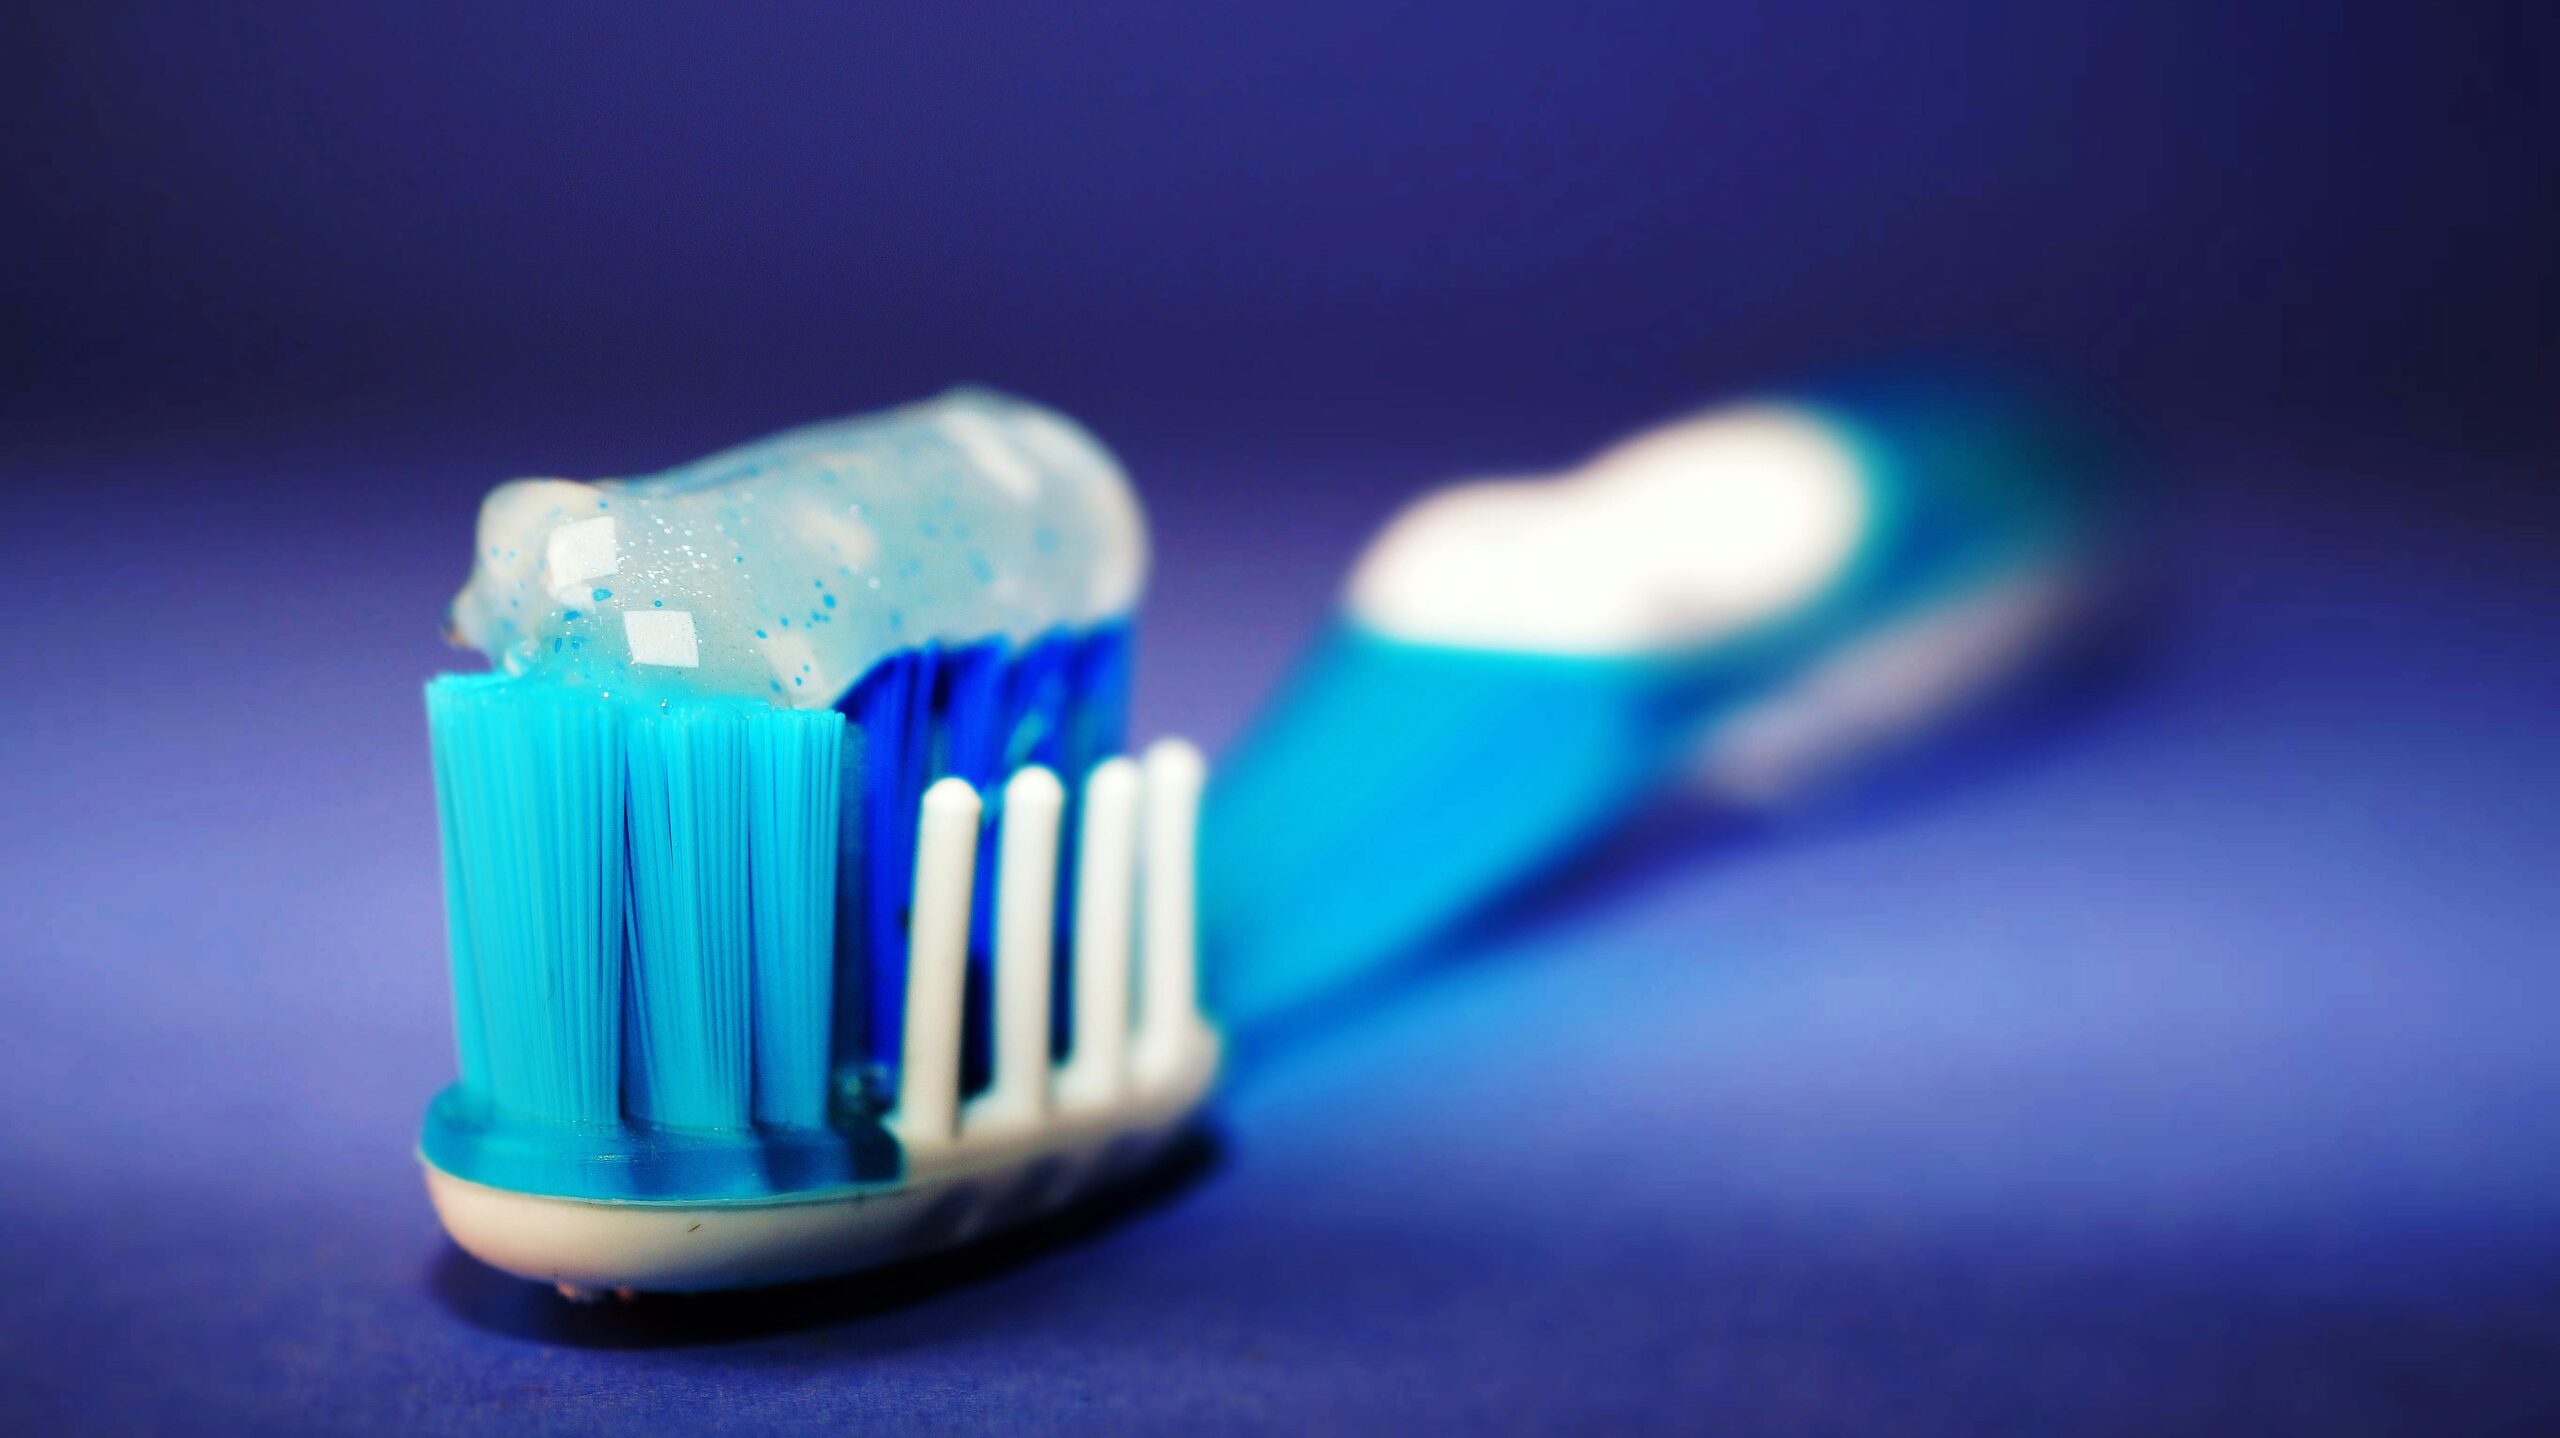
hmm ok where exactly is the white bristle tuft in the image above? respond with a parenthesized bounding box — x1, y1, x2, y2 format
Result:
(969, 765, 1065, 1135)
(1058, 757, 1140, 1111)
(892, 776, 982, 1150)
(1135, 739, 1209, 1081)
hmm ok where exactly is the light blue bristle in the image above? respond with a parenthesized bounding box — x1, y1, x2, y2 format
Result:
(747, 707, 844, 1129)
(425, 676, 626, 1127)
(426, 696, 492, 1097)
(829, 722, 871, 1110)
(624, 706, 756, 1131)
(430, 679, 853, 1142)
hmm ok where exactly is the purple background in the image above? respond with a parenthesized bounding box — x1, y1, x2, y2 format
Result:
(4, 4, 2557, 1434)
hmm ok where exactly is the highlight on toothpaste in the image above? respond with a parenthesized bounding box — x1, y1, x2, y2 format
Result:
(447, 387, 1145, 706)
(419, 389, 1216, 1298)
(1201, 380, 2123, 1027)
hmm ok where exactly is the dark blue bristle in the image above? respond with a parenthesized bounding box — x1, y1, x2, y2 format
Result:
(827, 719, 871, 1116)
(846, 647, 932, 1067)
(937, 642, 1010, 1094)
(834, 625, 1132, 1088)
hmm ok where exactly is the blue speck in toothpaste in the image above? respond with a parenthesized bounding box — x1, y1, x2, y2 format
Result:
(446, 389, 1146, 709)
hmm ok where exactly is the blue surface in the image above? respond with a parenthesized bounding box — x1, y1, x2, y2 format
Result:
(2, 422, 2556, 1433)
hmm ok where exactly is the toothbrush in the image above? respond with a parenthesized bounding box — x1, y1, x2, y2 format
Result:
(1200, 378, 2119, 1027)
(421, 391, 1217, 1297)
(419, 381, 2109, 1297)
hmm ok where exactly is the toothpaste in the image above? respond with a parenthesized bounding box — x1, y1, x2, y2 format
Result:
(447, 388, 1147, 705)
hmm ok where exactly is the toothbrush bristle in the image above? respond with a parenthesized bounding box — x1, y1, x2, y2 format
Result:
(891, 776, 982, 1147)
(624, 706, 758, 1130)
(985, 765, 1066, 1127)
(1135, 740, 1209, 1080)
(840, 628, 1132, 1078)
(748, 708, 845, 1130)
(429, 680, 852, 1137)
(427, 676, 627, 1127)
(413, 397, 1220, 1281)
(421, 624, 1143, 1203)
(1058, 757, 1139, 1111)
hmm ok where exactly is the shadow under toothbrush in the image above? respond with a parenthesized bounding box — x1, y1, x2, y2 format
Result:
(1226, 600, 2163, 1076)
(425, 1124, 1227, 1349)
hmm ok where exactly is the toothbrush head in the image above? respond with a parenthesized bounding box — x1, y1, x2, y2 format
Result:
(419, 393, 1219, 1295)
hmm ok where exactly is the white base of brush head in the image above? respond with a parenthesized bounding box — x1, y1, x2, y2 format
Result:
(1691, 556, 2104, 806)
(426, 1028, 1218, 1296)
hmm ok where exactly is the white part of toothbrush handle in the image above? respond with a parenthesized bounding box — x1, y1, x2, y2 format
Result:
(1689, 558, 2093, 807)
(1058, 757, 1139, 1112)
(969, 765, 1063, 1135)
(1135, 738, 1207, 1083)
(893, 776, 981, 1150)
